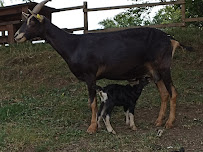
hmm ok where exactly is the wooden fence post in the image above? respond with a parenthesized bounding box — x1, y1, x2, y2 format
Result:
(2, 31, 5, 37)
(7, 24, 14, 44)
(83, 1, 88, 34)
(181, 0, 186, 26)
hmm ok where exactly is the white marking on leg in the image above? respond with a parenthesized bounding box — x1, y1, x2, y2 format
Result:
(125, 110, 130, 125)
(103, 115, 116, 134)
(97, 103, 106, 128)
(98, 91, 108, 103)
(129, 113, 137, 131)
(97, 116, 102, 128)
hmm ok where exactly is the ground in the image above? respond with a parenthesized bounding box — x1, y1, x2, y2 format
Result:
(54, 103, 203, 152)
(136, 104, 203, 152)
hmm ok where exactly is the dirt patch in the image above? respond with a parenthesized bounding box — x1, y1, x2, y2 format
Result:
(134, 104, 203, 152)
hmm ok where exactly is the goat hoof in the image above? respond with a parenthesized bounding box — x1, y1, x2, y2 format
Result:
(107, 128, 116, 134)
(111, 130, 116, 135)
(165, 121, 173, 129)
(131, 126, 137, 131)
(87, 123, 97, 134)
(155, 119, 163, 127)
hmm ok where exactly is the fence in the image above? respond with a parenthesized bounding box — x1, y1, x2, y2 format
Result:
(1, 0, 202, 45)
(60, 0, 203, 34)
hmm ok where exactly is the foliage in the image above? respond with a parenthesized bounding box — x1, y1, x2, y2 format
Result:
(99, 7, 151, 28)
(153, 0, 203, 27)
(152, 5, 181, 24)
(185, 0, 203, 27)
(185, 0, 203, 18)
(99, 18, 117, 29)
(99, 0, 203, 29)
(0, 0, 3, 6)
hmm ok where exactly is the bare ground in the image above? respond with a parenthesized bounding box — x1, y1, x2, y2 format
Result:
(53, 103, 203, 152)
(128, 103, 203, 152)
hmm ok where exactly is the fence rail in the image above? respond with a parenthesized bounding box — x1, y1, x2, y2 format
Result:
(1, 0, 202, 45)
(59, 5, 83, 11)
(56, 0, 202, 34)
(86, 0, 185, 12)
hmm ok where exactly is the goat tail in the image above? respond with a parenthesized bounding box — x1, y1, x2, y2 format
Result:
(168, 35, 194, 58)
(178, 42, 194, 52)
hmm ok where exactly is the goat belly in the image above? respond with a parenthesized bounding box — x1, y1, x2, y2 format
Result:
(100, 65, 149, 80)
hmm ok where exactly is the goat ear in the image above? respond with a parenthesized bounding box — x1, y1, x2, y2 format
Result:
(22, 12, 29, 20)
(36, 14, 44, 22)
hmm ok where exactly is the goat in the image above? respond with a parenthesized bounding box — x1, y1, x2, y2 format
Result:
(14, 0, 190, 134)
(96, 78, 149, 134)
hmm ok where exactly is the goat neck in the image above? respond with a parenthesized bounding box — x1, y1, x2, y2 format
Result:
(43, 18, 78, 60)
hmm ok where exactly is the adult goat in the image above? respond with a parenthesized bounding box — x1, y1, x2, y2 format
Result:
(15, 0, 183, 133)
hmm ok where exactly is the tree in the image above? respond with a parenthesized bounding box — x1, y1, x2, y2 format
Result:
(152, 0, 203, 27)
(186, 0, 203, 18)
(185, 0, 203, 27)
(0, 0, 4, 6)
(99, 0, 203, 29)
(99, 7, 151, 29)
(152, 5, 181, 25)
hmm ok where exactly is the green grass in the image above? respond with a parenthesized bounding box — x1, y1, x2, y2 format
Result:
(0, 28, 202, 151)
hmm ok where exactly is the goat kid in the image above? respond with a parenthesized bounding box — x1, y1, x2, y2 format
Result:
(14, 0, 191, 134)
(96, 79, 149, 134)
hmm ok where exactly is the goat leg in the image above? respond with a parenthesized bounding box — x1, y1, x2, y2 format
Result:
(87, 97, 98, 134)
(103, 115, 116, 134)
(86, 80, 98, 134)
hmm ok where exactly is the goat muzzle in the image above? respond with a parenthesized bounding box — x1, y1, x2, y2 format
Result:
(14, 31, 26, 43)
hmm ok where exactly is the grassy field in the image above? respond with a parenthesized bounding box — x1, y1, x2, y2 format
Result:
(0, 27, 202, 152)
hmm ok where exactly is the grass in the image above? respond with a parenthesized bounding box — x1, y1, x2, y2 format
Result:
(0, 27, 203, 151)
